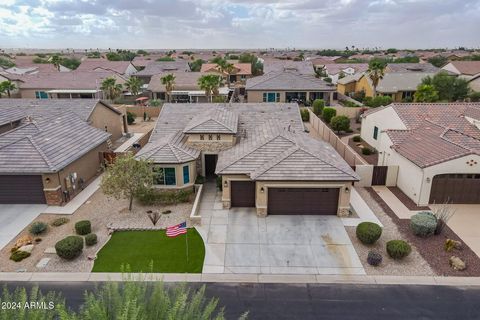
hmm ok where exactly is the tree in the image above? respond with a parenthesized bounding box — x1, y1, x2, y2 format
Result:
(312, 99, 325, 116)
(160, 74, 176, 102)
(49, 54, 62, 71)
(428, 56, 448, 68)
(414, 84, 439, 102)
(238, 53, 263, 75)
(100, 77, 123, 101)
(421, 72, 470, 101)
(330, 115, 351, 134)
(0, 80, 16, 98)
(198, 74, 223, 102)
(367, 58, 386, 97)
(101, 153, 153, 211)
(322, 107, 337, 124)
(125, 76, 142, 97)
(189, 59, 204, 72)
(60, 57, 81, 70)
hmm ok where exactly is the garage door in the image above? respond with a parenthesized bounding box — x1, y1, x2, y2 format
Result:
(268, 188, 339, 215)
(0, 175, 46, 204)
(231, 181, 255, 207)
(429, 174, 480, 204)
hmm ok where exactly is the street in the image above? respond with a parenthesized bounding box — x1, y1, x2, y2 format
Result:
(1, 281, 480, 319)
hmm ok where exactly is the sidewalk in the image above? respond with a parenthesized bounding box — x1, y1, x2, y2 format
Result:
(371, 186, 421, 219)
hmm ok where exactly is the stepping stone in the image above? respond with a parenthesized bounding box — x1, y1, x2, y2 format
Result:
(36, 258, 50, 269)
(44, 247, 56, 254)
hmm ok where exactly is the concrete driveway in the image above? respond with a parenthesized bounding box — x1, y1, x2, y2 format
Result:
(0, 205, 47, 250)
(196, 183, 364, 275)
(431, 204, 480, 258)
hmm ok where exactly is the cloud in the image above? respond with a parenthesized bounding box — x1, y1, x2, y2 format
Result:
(0, 0, 478, 48)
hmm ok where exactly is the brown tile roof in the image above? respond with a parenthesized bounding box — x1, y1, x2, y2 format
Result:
(386, 63, 439, 73)
(263, 60, 314, 75)
(448, 61, 480, 76)
(147, 72, 212, 92)
(76, 59, 133, 74)
(246, 71, 335, 91)
(18, 71, 125, 90)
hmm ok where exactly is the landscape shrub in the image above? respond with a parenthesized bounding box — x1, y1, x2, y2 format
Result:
(29, 222, 48, 235)
(51, 217, 69, 227)
(364, 96, 393, 108)
(75, 220, 92, 235)
(410, 211, 437, 237)
(367, 250, 382, 266)
(330, 115, 350, 133)
(55, 236, 84, 260)
(352, 135, 362, 142)
(470, 92, 480, 102)
(356, 222, 382, 245)
(322, 107, 337, 124)
(300, 108, 310, 121)
(136, 188, 193, 206)
(195, 175, 205, 184)
(126, 111, 136, 125)
(10, 250, 31, 262)
(362, 147, 373, 155)
(386, 240, 411, 260)
(85, 233, 98, 246)
(312, 99, 325, 116)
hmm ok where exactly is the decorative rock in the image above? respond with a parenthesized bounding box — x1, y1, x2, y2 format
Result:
(15, 235, 33, 249)
(87, 255, 97, 261)
(446, 239, 462, 250)
(450, 256, 466, 271)
(44, 247, 56, 254)
(36, 258, 50, 269)
(18, 244, 34, 254)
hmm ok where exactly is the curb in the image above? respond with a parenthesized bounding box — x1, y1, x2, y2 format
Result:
(1, 273, 480, 286)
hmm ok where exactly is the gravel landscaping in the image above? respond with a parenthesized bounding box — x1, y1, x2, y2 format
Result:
(348, 188, 434, 276)
(0, 190, 193, 273)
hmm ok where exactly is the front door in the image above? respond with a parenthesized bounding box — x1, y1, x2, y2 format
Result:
(204, 154, 218, 178)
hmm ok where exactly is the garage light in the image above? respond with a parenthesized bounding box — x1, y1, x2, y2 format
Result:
(260, 187, 265, 193)
(345, 187, 350, 193)
(224, 180, 228, 188)
(426, 177, 431, 183)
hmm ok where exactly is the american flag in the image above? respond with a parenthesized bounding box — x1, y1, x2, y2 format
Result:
(166, 222, 187, 237)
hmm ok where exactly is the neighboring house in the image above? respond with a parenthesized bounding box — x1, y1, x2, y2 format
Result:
(442, 61, 480, 92)
(361, 103, 480, 206)
(147, 72, 229, 102)
(245, 71, 336, 104)
(200, 63, 252, 85)
(321, 63, 368, 84)
(76, 59, 137, 76)
(134, 61, 191, 84)
(0, 72, 23, 98)
(263, 60, 315, 75)
(336, 73, 364, 96)
(385, 63, 439, 74)
(0, 100, 122, 205)
(137, 103, 358, 216)
(17, 71, 126, 99)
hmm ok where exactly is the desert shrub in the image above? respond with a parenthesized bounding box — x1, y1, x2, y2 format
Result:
(312, 99, 325, 116)
(322, 107, 337, 123)
(432, 204, 455, 235)
(356, 222, 382, 245)
(29, 222, 48, 235)
(470, 92, 480, 102)
(85, 233, 98, 246)
(364, 96, 393, 108)
(10, 250, 31, 262)
(410, 211, 437, 237)
(367, 250, 382, 266)
(300, 108, 310, 121)
(352, 135, 362, 142)
(362, 147, 373, 155)
(195, 175, 205, 184)
(126, 111, 136, 125)
(330, 115, 350, 133)
(386, 240, 411, 260)
(55, 236, 84, 260)
(136, 188, 193, 206)
(51, 217, 69, 227)
(75, 220, 92, 235)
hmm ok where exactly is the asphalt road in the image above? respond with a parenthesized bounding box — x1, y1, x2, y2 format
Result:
(1, 281, 480, 320)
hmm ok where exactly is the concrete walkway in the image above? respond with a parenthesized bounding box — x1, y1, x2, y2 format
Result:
(43, 175, 103, 215)
(371, 186, 423, 219)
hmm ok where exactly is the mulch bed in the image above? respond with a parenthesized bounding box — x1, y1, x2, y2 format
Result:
(366, 187, 480, 277)
(348, 138, 378, 165)
(388, 187, 431, 211)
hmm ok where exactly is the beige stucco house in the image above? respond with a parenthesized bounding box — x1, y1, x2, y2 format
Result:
(442, 61, 480, 92)
(137, 103, 359, 217)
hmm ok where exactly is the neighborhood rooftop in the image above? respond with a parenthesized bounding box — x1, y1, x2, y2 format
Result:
(14, 71, 125, 90)
(263, 60, 315, 75)
(246, 71, 335, 91)
(134, 61, 191, 76)
(75, 59, 133, 74)
(375, 72, 437, 93)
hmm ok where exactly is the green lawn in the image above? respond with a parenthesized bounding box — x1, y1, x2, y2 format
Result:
(92, 229, 205, 273)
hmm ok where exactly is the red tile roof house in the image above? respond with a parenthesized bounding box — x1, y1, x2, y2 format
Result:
(0, 99, 126, 205)
(442, 61, 480, 92)
(360, 103, 480, 206)
(76, 59, 138, 76)
(200, 63, 252, 86)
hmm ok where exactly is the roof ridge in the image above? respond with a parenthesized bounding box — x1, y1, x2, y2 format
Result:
(27, 136, 54, 169)
(250, 146, 299, 179)
(247, 71, 284, 89)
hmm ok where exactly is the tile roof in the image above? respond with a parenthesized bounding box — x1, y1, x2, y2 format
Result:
(0, 112, 110, 173)
(135, 131, 200, 163)
(17, 71, 125, 90)
(337, 73, 364, 85)
(263, 60, 315, 75)
(147, 72, 212, 92)
(447, 61, 480, 76)
(134, 61, 191, 77)
(386, 63, 439, 73)
(76, 59, 133, 74)
(246, 71, 335, 91)
(376, 72, 436, 93)
(183, 108, 238, 134)
(323, 63, 369, 75)
(200, 63, 252, 75)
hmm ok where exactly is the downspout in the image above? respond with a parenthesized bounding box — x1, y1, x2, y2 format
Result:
(418, 169, 425, 206)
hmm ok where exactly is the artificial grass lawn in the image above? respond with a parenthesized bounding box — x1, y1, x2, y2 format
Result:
(92, 228, 205, 273)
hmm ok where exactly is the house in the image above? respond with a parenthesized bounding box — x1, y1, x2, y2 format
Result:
(337, 73, 364, 96)
(137, 103, 358, 216)
(0, 72, 23, 98)
(200, 63, 252, 85)
(245, 71, 336, 104)
(76, 59, 138, 76)
(16, 71, 126, 99)
(263, 60, 315, 75)
(134, 61, 191, 84)
(385, 63, 439, 74)
(0, 100, 124, 205)
(147, 72, 229, 102)
(321, 63, 368, 84)
(442, 61, 480, 92)
(361, 103, 480, 206)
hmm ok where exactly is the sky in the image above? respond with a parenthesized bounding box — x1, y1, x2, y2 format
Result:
(0, 0, 479, 49)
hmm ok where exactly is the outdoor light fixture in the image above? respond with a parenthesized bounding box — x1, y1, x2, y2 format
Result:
(45, 178, 51, 184)
(345, 187, 350, 193)
(260, 187, 265, 193)
(426, 177, 431, 183)
(224, 180, 228, 187)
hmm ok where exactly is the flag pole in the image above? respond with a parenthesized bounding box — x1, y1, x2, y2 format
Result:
(185, 227, 189, 266)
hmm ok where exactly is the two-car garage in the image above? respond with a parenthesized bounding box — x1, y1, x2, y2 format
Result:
(0, 175, 46, 204)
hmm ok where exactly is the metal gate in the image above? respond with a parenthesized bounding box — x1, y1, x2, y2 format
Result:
(372, 166, 388, 185)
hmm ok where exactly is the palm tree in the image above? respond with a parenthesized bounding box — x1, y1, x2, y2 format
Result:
(125, 76, 142, 97)
(0, 80, 16, 98)
(367, 59, 386, 97)
(49, 54, 62, 71)
(100, 77, 123, 101)
(160, 74, 176, 102)
(198, 74, 223, 102)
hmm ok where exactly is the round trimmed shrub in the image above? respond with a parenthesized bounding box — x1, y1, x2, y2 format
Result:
(356, 222, 382, 245)
(55, 236, 84, 260)
(29, 221, 47, 235)
(367, 250, 382, 266)
(85, 233, 97, 246)
(386, 240, 411, 260)
(410, 211, 437, 237)
(352, 135, 362, 142)
(10, 250, 31, 262)
(75, 220, 91, 235)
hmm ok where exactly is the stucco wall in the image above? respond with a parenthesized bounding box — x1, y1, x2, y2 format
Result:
(355, 76, 374, 97)
(19, 89, 38, 99)
(89, 103, 125, 141)
(360, 106, 406, 151)
(152, 160, 197, 190)
(469, 77, 480, 92)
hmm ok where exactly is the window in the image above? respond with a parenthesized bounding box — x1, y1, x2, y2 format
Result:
(183, 165, 190, 184)
(263, 92, 280, 102)
(216, 134, 221, 140)
(35, 91, 48, 99)
(200, 134, 204, 140)
(208, 134, 213, 140)
(373, 126, 379, 140)
(153, 167, 176, 186)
